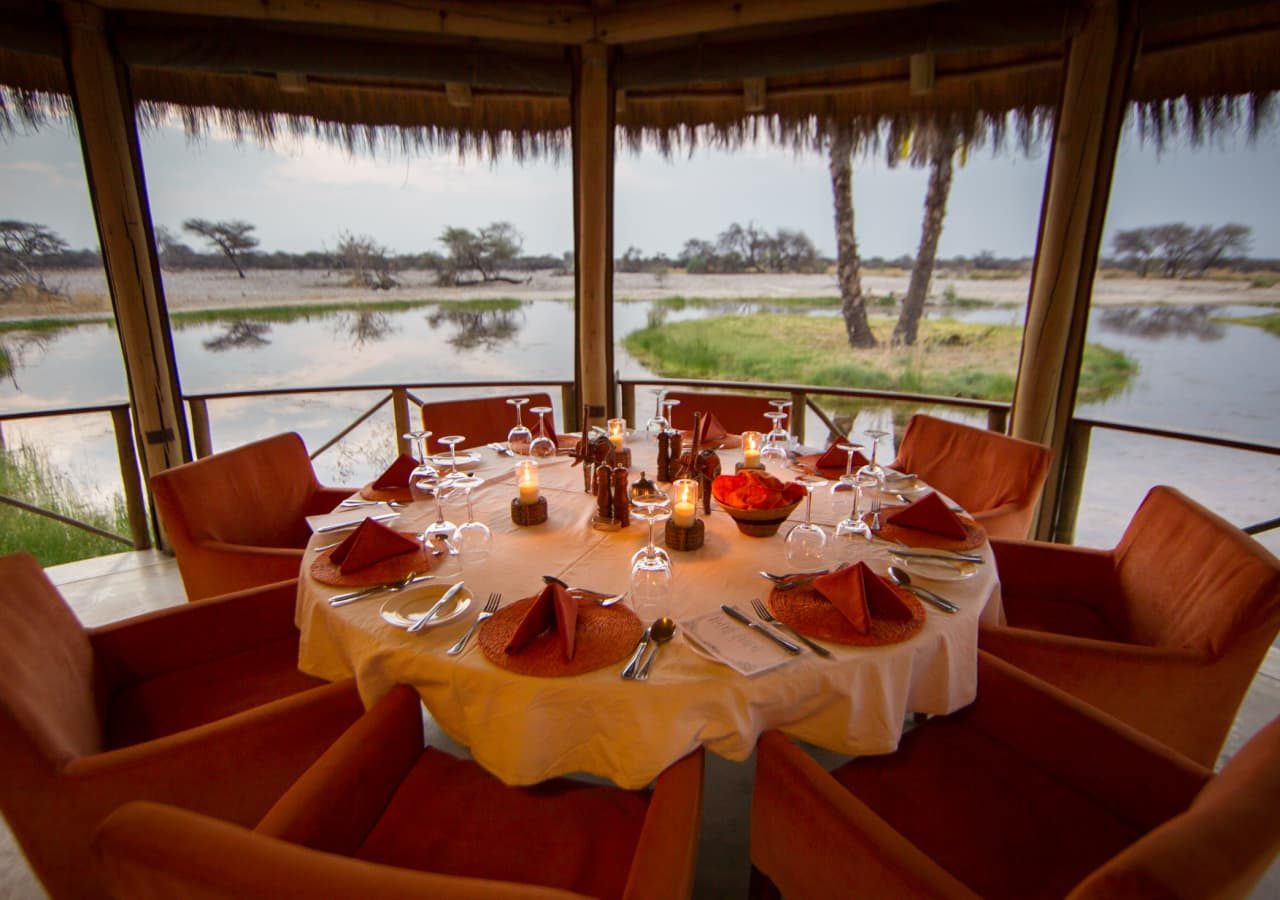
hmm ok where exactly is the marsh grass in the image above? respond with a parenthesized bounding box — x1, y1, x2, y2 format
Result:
(0, 445, 130, 565)
(624, 313, 1135, 403)
(1213, 312, 1280, 336)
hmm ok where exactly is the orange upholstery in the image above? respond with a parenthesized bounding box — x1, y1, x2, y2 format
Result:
(662, 390, 779, 436)
(889, 413, 1051, 539)
(150, 432, 353, 602)
(0, 552, 363, 900)
(750, 651, 1280, 900)
(980, 485, 1280, 767)
(95, 684, 705, 900)
(420, 392, 557, 452)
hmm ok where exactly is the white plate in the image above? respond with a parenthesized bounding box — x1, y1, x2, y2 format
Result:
(889, 553, 979, 582)
(882, 472, 929, 496)
(427, 452, 482, 470)
(380, 584, 473, 629)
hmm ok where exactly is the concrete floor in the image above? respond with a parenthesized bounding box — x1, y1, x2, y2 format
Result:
(1, 550, 1277, 899)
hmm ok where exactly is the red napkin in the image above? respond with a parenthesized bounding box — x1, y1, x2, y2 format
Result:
(371, 453, 418, 490)
(885, 491, 968, 540)
(697, 412, 728, 446)
(816, 443, 870, 475)
(812, 562, 913, 634)
(504, 583, 578, 661)
(329, 518, 419, 574)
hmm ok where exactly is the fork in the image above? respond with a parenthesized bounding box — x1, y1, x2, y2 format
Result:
(751, 598, 832, 658)
(447, 592, 500, 656)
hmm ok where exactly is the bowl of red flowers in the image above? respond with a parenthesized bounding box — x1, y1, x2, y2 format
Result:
(711, 470, 806, 537)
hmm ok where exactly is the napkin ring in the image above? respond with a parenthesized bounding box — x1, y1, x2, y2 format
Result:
(664, 519, 705, 551)
(511, 496, 548, 526)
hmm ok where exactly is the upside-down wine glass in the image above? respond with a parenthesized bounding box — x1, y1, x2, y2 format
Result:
(860, 428, 889, 489)
(528, 406, 556, 459)
(438, 434, 466, 471)
(827, 441, 862, 519)
(629, 496, 673, 622)
(768, 399, 793, 449)
(645, 388, 669, 440)
(451, 473, 492, 567)
(661, 398, 681, 435)
(834, 465, 878, 544)
(403, 430, 437, 505)
(761, 411, 789, 475)
(506, 397, 532, 455)
(422, 472, 459, 551)
(785, 474, 827, 570)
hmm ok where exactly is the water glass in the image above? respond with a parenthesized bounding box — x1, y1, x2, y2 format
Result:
(785, 474, 827, 570)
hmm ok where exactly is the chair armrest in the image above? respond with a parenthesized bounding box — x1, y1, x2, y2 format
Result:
(991, 539, 1118, 609)
(623, 748, 705, 900)
(310, 486, 360, 515)
(966, 652, 1210, 828)
(257, 684, 422, 855)
(90, 579, 301, 686)
(198, 540, 307, 559)
(751, 731, 979, 900)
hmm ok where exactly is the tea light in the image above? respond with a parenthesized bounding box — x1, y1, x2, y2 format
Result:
(516, 460, 540, 505)
(672, 478, 698, 527)
(742, 431, 763, 468)
(607, 418, 626, 449)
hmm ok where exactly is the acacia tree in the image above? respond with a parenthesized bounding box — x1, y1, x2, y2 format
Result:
(437, 222, 524, 285)
(1112, 223, 1252, 277)
(828, 125, 876, 348)
(0, 220, 69, 298)
(333, 231, 398, 289)
(893, 131, 959, 347)
(182, 218, 258, 278)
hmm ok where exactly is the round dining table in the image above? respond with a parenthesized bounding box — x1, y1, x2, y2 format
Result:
(295, 438, 1004, 789)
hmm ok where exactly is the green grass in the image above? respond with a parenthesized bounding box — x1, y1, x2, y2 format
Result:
(0, 316, 112, 334)
(1248, 274, 1280, 289)
(623, 313, 1136, 403)
(1213, 312, 1280, 336)
(0, 445, 131, 566)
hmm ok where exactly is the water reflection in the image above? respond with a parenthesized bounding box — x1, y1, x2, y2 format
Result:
(342, 310, 395, 347)
(1098, 305, 1224, 341)
(203, 319, 272, 352)
(425, 305, 523, 350)
(0, 331, 58, 388)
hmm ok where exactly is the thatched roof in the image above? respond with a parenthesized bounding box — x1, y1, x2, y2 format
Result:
(1, 0, 1278, 158)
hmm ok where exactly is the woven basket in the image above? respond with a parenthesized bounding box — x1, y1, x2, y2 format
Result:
(664, 518, 705, 550)
(715, 498, 801, 537)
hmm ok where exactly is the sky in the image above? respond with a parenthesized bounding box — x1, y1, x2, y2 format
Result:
(2, 113, 1278, 260)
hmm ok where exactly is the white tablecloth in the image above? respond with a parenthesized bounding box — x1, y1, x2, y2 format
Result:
(296, 440, 1002, 789)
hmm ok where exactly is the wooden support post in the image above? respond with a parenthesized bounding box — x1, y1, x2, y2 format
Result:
(620, 381, 636, 430)
(573, 41, 615, 432)
(560, 383, 579, 432)
(63, 2, 189, 497)
(188, 399, 212, 459)
(789, 391, 807, 444)
(110, 406, 151, 549)
(1009, 0, 1137, 541)
(1052, 419, 1092, 544)
(986, 407, 1008, 434)
(392, 387, 412, 457)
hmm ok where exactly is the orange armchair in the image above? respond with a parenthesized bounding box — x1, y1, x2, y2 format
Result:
(150, 431, 353, 601)
(662, 390, 778, 436)
(889, 413, 1051, 539)
(420, 391, 558, 453)
(95, 684, 705, 900)
(750, 651, 1280, 900)
(0, 552, 363, 900)
(980, 485, 1280, 767)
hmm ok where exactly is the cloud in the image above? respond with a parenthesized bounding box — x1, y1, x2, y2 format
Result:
(0, 159, 80, 190)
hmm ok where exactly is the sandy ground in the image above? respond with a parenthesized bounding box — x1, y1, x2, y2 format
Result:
(7, 267, 1279, 318)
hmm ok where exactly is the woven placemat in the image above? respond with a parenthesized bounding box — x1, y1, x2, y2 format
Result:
(358, 483, 413, 503)
(874, 518, 986, 552)
(309, 533, 442, 587)
(478, 596, 644, 677)
(768, 584, 925, 646)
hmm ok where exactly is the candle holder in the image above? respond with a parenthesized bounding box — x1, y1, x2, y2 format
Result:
(511, 495, 548, 526)
(664, 518, 705, 551)
(511, 459, 547, 525)
(606, 417, 630, 468)
(738, 430, 764, 471)
(665, 478, 705, 550)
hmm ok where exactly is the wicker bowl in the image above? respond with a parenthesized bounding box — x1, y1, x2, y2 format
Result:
(714, 498, 802, 537)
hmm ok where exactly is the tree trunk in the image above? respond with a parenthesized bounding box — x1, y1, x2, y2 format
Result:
(893, 132, 957, 346)
(828, 125, 876, 349)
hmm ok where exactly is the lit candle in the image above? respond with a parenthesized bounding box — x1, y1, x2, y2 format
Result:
(672, 478, 698, 527)
(607, 418, 626, 449)
(516, 460, 539, 505)
(742, 431, 763, 468)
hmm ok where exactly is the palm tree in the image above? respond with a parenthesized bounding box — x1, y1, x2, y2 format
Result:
(828, 124, 876, 349)
(893, 130, 958, 346)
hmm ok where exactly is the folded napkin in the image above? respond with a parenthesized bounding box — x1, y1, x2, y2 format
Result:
(885, 490, 968, 540)
(816, 443, 870, 475)
(697, 412, 728, 446)
(504, 582, 578, 661)
(812, 562, 913, 634)
(371, 453, 419, 490)
(329, 518, 420, 574)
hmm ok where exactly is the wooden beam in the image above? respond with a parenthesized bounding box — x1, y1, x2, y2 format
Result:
(1009, 0, 1138, 541)
(594, 0, 937, 44)
(573, 41, 614, 427)
(62, 1, 190, 493)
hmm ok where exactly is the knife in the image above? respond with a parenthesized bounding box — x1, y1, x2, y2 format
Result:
(721, 604, 802, 654)
(328, 574, 432, 607)
(316, 512, 398, 534)
(898, 583, 960, 614)
(407, 581, 465, 633)
(878, 542, 983, 564)
(621, 623, 654, 680)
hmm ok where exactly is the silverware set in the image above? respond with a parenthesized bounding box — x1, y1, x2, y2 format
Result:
(722, 604, 802, 654)
(329, 572, 432, 607)
(749, 598, 832, 657)
(315, 512, 398, 534)
(622, 616, 675, 680)
(448, 592, 501, 656)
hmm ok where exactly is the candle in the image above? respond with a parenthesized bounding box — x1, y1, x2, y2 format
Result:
(607, 417, 626, 449)
(742, 430, 763, 468)
(516, 460, 539, 505)
(673, 479, 698, 527)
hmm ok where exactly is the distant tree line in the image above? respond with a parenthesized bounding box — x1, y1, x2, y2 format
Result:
(1110, 223, 1252, 278)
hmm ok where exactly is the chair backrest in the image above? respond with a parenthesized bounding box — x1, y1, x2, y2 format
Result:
(151, 432, 322, 550)
(419, 392, 556, 452)
(1116, 486, 1280, 656)
(1070, 715, 1280, 900)
(662, 391, 780, 436)
(892, 414, 1051, 535)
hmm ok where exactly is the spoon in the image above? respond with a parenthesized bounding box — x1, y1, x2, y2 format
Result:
(887, 566, 959, 614)
(634, 617, 676, 681)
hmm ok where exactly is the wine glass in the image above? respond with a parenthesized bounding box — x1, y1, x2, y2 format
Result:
(768, 399, 793, 449)
(629, 501, 673, 621)
(630, 482, 672, 567)
(403, 430, 437, 505)
(661, 398, 681, 433)
(422, 472, 459, 550)
(860, 428, 889, 488)
(506, 397, 532, 455)
(451, 473, 492, 567)
(644, 388, 669, 439)
(438, 434, 466, 471)
(528, 406, 556, 459)
(827, 442, 864, 518)
(761, 412, 789, 475)
(785, 474, 827, 569)
(834, 467, 878, 544)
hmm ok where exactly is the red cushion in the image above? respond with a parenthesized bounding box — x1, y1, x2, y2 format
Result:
(1002, 594, 1123, 642)
(357, 747, 650, 900)
(106, 637, 325, 748)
